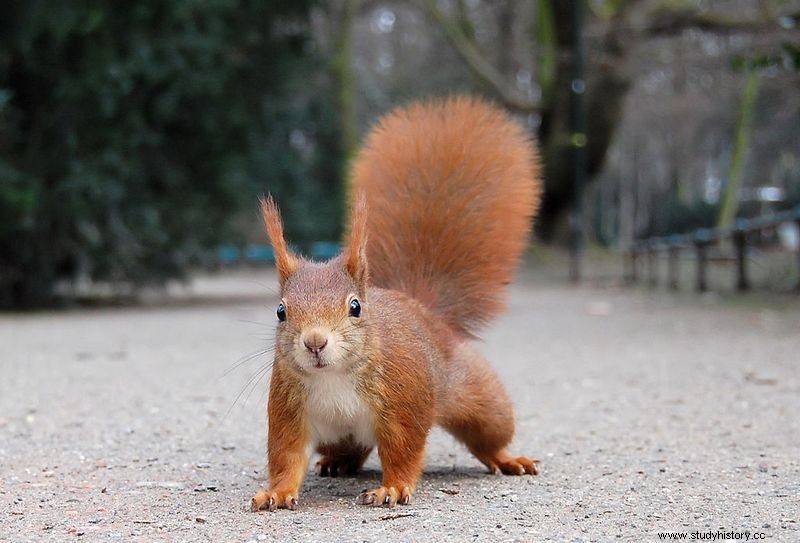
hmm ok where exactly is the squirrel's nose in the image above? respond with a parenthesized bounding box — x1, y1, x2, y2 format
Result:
(303, 331, 329, 355)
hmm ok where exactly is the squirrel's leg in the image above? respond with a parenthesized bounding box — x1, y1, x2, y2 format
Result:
(440, 343, 539, 476)
(251, 370, 310, 512)
(315, 439, 372, 477)
(358, 414, 430, 507)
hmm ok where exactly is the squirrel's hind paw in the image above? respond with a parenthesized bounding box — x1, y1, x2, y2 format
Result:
(493, 455, 540, 476)
(480, 449, 540, 476)
(316, 456, 361, 478)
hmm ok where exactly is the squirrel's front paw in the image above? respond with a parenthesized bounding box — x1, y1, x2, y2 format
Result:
(250, 489, 299, 512)
(357, 485, 412, 507)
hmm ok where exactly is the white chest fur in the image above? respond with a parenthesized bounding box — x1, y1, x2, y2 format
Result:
(302, 372, 376, 448)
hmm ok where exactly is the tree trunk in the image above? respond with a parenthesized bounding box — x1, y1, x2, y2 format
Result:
(717, 72, 759, 230)
(331, 0, 359, 167)
(537, 0, 630, 242)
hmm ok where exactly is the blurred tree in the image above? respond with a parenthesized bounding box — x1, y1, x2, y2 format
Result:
(0, 1, 326, 307)
(410, 0, 796, 241)
(330, 0, 360, 166)
(417, 0, 629, 239)
(717, 71, 760, 230)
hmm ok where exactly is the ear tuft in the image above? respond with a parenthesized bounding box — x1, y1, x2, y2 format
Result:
(344, 193, 369, 289)
(259, 195, 299, 287)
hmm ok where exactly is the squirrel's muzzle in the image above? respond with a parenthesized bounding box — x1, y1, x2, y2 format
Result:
(302, 329, 329, 355)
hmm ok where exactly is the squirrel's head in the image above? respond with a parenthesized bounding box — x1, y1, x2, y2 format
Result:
(260, 195, 370, 374)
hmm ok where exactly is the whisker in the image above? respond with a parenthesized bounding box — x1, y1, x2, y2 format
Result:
(237, 318, 275, 327)
(221, 347, 274, 378)
(247, 332, 274, 339)
(242, 363, 274, 408)
(223, 360, 274, 421)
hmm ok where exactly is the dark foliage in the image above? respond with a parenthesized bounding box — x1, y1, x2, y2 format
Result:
(0, 1, 338, 308)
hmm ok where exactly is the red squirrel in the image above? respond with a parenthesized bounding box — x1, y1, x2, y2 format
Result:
(251, 97, 542, 511)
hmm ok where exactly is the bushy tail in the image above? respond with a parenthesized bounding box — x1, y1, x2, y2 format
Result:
(350, 97, 541, 337)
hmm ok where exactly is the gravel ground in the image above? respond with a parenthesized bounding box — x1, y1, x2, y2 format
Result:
(1, 269, 798, 542)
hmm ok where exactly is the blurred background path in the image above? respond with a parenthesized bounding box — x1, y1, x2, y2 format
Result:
(1, 270, 798, 542)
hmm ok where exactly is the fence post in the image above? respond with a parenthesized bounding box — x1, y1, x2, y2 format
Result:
(626, 247, 637, 285)
(796, 218, 800, 292)
(695, 243, 707, 292)
(733, 225, 749, 292)
(693, 230, 711, 293)
(667, 245, 679, 290)
(648, 243, 658, 287)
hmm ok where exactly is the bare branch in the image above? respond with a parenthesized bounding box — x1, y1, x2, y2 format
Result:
(413, 0, 540, 113)
(644, 4, 778, 36)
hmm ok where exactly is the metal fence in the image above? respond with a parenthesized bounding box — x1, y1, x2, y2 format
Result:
(625, 206, 800, 292)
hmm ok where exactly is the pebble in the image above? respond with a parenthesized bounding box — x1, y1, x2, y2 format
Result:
(136, 481, 184, 489)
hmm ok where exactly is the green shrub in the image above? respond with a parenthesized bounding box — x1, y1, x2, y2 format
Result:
(0, 1, 332, 307)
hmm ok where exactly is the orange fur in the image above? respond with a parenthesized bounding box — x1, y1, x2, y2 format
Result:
(343, 193, 369, 292)
(350, 96, 541, 336)
(250, 97, 541, 513)
(259, 196, 299, 287)
(251, 364, 308, 512)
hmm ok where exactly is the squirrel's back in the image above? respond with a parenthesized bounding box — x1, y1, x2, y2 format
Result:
(350, 97, 541, 336)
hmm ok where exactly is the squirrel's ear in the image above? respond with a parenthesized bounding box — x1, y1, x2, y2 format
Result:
(344, 193, 369, 289)
(259, 196, 299, 287)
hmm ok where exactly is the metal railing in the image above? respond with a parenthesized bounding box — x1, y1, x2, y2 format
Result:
(216, 242, 341, 265)
(625, 206, 800, 292)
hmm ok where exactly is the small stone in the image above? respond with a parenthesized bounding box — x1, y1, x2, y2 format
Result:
(136, 481, 184, 490)
(194, 485, 218, 492)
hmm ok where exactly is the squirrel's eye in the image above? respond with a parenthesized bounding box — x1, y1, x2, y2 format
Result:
(276, 302, 286, 322)
(348, 299, 361, 318)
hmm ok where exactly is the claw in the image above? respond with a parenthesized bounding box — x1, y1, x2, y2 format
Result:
(491, 454, 541, 476)
(358, 492, 375, 506)
(251, 489, 299, 513)
(358, 486, 407, 508)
